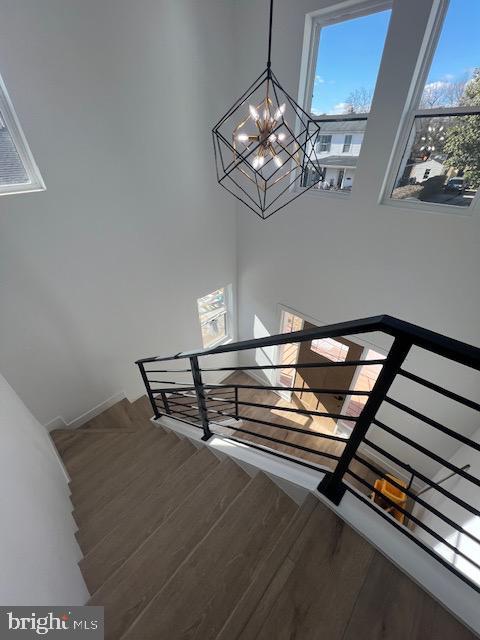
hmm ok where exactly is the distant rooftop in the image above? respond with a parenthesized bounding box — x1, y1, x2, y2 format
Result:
(313, 119, 367, 133)
(314, 155, 358, 168)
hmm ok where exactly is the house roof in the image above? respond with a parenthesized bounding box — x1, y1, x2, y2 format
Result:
(314, 120, 367, 133)
(314, 155, 358, 168)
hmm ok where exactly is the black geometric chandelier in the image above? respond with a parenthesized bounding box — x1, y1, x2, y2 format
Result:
(212, 0, 322, 220)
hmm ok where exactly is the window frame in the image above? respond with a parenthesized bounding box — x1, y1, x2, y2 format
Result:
(196, 284, 234, 350)
(0, 72, 45, 196)
(343, 134, 353, 153)
(381, 0, 480, 216)
(297, 0, 392, 199)
(317, 134, 332, 153)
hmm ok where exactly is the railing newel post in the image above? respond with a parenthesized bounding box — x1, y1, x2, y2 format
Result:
(190, 355, 213, 441)
(234, 386, 239, 420)
(317, 336, 412, 505)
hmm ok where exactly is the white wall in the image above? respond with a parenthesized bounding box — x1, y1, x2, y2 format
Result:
(0, 372, 88, 604)
(233, 0, 480, 476)
(415, 425, 480, 588)
(0, 0, 237, 426)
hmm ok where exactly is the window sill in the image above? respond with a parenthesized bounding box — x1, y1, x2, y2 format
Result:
(0, 182, 46, 197)
(297, 186, 352, 200)
(380, 196, 476, 218)
(202, 335, 233, 352)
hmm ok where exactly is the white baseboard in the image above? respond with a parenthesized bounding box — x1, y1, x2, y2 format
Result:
(44, 391, 126, 432)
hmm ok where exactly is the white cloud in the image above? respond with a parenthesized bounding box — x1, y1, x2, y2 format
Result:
(315, 75, 325, 84)
(332, 102, 351, 114)
(424, 80, 449, 91)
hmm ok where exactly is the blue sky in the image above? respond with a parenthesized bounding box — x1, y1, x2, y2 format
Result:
(311, 0, 480, 115)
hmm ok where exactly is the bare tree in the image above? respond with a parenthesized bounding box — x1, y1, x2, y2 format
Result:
(420, 79, 467, 109)
(343, 87, 373, 114)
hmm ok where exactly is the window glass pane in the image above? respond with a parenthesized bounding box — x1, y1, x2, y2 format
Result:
(197, 288, 228, 348)
(303, 119, 365, 191)
(0, 112, 29, 185)
(391, 113, 480, 208)
(311, 9, 391, 116)
(421, 0, 480, 108)
(310, 337, 349, 362)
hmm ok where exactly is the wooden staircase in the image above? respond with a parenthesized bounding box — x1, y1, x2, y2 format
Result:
(51, 398, 476, 640)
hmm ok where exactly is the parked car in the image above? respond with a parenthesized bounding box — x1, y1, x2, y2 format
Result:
(444, 177, 465, 194)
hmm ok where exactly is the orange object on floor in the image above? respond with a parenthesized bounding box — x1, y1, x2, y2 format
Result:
(371, 474, 408, 524)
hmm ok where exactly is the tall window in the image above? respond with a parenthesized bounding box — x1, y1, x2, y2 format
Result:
(390, 0, 480, 210)
(197, 286, 232, 349)
(0, 73, 44, 195)
(303, 2, 391, 193)
(343, 135, 353, 153)
(310, 337, 349, 362)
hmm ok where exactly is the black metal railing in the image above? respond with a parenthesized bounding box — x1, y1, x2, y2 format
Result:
(136, 314, 480, 592)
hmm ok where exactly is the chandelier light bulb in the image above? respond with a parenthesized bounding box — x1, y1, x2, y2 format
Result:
(274, 103, 286, 120)
(273, 155, 283, 168)
(278, 132, 286, 142)
(237, 133, 249, 142)
(249, 105, 260, 121)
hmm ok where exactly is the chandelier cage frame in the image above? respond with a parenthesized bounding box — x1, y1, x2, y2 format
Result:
(211, 0, 324, 220)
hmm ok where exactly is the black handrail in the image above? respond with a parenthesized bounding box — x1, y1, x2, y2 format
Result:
(136, 313, 480, 593)
(136, 314, 480, 369)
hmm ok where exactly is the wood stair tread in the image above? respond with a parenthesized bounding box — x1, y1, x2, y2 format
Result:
(69, 428, 163, 500)
(251, 501, 376, 640)
(120, 472, 297, 640)
(80, 446, 220, 593)
(73, 432, 179, 524)
(216, 492, 319, 640)
(88, 458, 251, 640)
(77, 437, 198, 555)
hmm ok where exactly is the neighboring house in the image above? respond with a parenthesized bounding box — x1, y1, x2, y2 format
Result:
(405, 154, 448, 184)
(303, 120, 366, 191)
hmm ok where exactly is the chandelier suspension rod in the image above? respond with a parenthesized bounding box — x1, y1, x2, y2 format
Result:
(267, 0, 274, 69)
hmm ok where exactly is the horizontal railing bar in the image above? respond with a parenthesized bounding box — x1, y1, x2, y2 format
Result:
(399, 368, 480, 412)
(168, 407, 200, 419)
(166, 399, 198, 409)
(373, 419, 480, 487)
(206, 396, 236, 404)
(231, 398, 358, 422)
(363, 437, 480, 518)
(136, 314, 480, 370)
(148, 380, 196, 386)
(384, 397, 480, 453)
(205, 402, 235, 411)
(224, 436, 331, 474)
(206, 407, 348, 443)
(144, 369, 192, 374)
(168, 392, 196, 400)
(152, 387, 196, 395)
(346, 486, 480, 594)
(203, 383, 370, 396)
(345, 469, 480, 572)
(213, 421, 342, 461)
(353, 453, 480, 548)
(199, 359, 386, 372)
